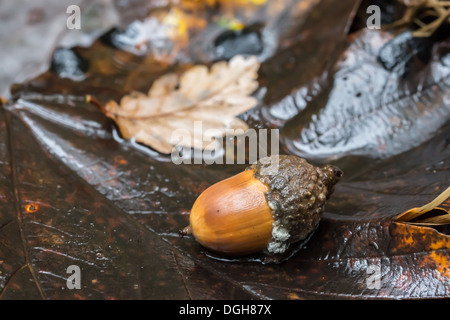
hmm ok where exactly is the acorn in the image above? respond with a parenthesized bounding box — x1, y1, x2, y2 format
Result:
(180, 155, 343, 259)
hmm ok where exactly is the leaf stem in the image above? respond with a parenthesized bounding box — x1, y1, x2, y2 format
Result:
(86, 94, 110, 115)
(179, 225, 192, 237)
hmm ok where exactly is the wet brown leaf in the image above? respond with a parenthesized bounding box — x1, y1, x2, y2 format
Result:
(274, 28, 450, 160)
(103, 55, 260, 153)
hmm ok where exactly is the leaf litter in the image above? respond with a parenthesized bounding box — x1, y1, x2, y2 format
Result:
(1, 0, 450, 299)
(101, 55, 260, 154)
(396, 186, 450, 226)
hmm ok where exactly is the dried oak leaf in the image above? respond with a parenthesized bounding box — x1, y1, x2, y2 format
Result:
(104, 55, 260, 154)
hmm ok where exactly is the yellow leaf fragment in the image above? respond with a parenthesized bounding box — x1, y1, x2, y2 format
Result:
(105, 55, 260, 154)
(395, 186, 450, 226)
(162, 7, 207, 45)
(383, 0, 450, 37)
(197, 0, 267, 5)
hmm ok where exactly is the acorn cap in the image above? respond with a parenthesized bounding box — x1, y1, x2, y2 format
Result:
(250, 155, 342, 255)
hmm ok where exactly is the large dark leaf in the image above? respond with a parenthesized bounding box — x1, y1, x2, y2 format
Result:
(1, 0, 449, 300)
(276, 28, 450, 160)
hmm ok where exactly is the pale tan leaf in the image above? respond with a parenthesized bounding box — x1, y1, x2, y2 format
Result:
(395, 186, 450, 226)
(148, 73, 179, 97)
(104, 55, 260, 154)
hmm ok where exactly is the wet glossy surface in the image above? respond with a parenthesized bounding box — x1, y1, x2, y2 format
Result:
(279, 29, 450, 160)
(1, 0, 449, 299)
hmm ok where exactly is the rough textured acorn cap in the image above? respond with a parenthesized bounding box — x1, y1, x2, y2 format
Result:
(249, 155, 343, 255)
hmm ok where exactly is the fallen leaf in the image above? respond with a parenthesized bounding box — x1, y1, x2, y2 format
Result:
(395, 186, 450, 226)
(383, 0, 450, 37)
(104, 55, 260, 154)
(0, 105, 252, 299)
(275, 28, 450, 159)
(4, 0, 449, 300)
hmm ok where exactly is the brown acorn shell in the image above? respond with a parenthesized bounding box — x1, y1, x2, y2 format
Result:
(189, 169, 274, 256)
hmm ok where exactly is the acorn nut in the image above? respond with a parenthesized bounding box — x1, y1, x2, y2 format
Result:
(180, 155, 343, 258)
